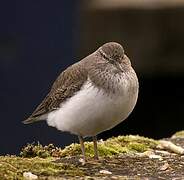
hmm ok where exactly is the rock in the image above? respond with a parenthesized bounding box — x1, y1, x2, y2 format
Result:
(23, 172, 38, 180)
(99, 169, 112, 175)
(158, 140, 184, 155)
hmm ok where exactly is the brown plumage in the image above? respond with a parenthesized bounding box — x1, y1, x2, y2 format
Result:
(23, 62, 88, 124)
(23, 42, 128, 124)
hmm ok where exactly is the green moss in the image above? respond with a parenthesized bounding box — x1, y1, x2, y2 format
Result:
(20, 143, 62, 158)
(60, 135, 158, 158)
(0, 156, 83, 180)
(172, 130, 184, 138)
(0, 135, 159, 179)
(20, 135, 158, 159)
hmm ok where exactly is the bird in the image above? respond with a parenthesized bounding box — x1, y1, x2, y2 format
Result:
(23, 42, 139, 162)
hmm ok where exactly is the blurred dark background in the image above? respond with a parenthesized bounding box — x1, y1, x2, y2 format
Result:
(1, 0, 184, 155)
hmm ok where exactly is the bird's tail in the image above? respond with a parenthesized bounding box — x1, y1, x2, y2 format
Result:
(22, 116, 42, 124)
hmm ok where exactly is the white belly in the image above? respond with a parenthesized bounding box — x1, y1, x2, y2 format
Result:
(46, 78, 138, 137)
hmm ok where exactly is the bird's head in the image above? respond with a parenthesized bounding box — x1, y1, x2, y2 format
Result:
(98, 42, 131, 71)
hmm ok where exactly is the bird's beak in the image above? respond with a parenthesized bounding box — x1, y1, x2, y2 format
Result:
(116, 61, 124, 72)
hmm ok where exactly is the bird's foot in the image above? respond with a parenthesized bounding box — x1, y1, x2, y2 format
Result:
(79, 157, 86, 165)
(93, 155, 99, 161)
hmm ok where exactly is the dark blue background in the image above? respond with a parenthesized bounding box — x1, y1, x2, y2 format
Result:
(0, 1, 79, 154)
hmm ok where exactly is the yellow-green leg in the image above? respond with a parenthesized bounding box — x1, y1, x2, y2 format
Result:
(93, 136, 99, 160)
(78, 135, 86, 161)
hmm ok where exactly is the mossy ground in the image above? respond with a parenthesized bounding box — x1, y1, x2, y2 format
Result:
(0, 135, 158, 179)
(172, 130, 184, 138)
(1, 134, 184, 179)
(0, 156, 83, 179)
(20, 135, 158, 159)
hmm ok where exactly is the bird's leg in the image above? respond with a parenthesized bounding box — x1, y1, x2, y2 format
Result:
(78, 135, 86, 162)
(93, 136, 99, 160)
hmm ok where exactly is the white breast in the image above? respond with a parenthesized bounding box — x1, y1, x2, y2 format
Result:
(46, 77, 138, 137)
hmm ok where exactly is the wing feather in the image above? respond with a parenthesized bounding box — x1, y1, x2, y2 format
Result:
(23, 62, 87, 124)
